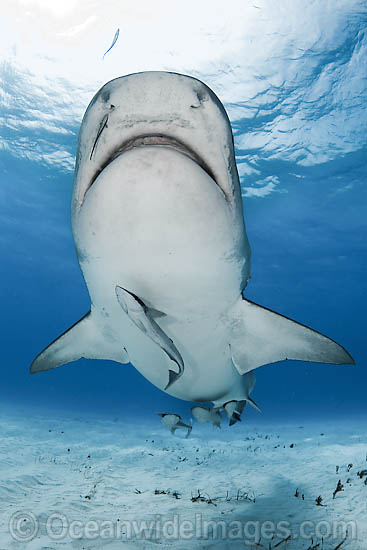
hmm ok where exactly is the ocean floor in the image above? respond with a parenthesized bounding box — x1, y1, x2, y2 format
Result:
(0, 405, 366, 550)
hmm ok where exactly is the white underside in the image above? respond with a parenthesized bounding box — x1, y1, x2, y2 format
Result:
(74, 145, 250, 403)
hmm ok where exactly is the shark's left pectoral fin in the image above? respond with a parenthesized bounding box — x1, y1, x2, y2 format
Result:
(30, 312, 129, 374)
(230, 298, 354, 375)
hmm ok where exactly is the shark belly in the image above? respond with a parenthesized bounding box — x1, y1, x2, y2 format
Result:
(155, 315, 244, 402)
(74, 145, 248, 314)
(72, 145, 248, 400)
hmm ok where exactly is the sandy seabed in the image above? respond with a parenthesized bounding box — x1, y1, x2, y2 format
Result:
(0, 405, 366, 550)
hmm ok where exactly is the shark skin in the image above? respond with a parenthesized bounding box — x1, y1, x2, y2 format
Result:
(30, 71, 354, 417)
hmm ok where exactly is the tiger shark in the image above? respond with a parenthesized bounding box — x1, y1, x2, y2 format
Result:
(31, 71, 354, 425)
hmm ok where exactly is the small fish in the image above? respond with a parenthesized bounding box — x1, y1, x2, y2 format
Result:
(158, 413, 192, 437)
(191, 406, 222, 428)
(103, 28, 120, 59)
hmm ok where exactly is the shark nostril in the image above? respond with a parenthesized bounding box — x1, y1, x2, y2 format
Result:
(191, 90, 208, 109)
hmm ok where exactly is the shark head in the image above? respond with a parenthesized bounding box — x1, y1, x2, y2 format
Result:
(72, 71, 243, 223)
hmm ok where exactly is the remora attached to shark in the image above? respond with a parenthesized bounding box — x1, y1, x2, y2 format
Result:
(31, 71, 354, 423)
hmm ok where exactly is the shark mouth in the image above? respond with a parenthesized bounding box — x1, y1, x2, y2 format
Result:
(85, 134, 222, 203)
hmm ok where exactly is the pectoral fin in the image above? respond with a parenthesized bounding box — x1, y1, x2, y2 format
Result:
(30, 312, 129, 374)
(115, 286, 184, 388)
(230, 298, 354, 375)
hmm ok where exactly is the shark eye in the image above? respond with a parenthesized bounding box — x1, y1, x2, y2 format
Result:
(101, 90, 110, 103)
(196, 90, 207, 104)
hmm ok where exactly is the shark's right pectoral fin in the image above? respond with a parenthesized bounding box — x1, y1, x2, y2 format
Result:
(30, 312, 129, 374)
(230, 298, 354, 375)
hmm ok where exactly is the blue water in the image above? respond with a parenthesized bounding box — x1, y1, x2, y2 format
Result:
(1, 2, 366, 424)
